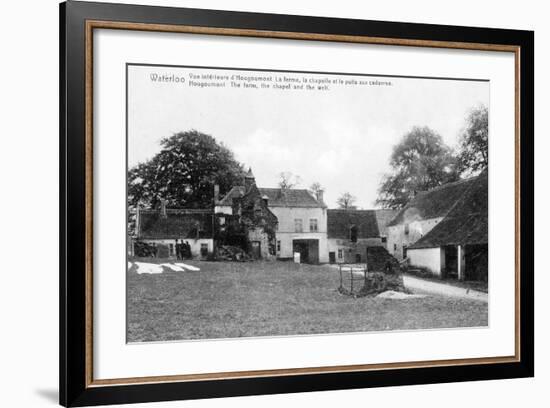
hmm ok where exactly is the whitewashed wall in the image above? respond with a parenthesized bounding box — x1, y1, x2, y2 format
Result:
(408, 247, 445, 276)
(387, 217, 443, 259)
(271, 206, 328, 262)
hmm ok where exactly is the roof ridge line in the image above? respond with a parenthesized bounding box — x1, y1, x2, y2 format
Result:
(387, 174, 480, 226)
(259, 187, 310, 191)
(415, 174, 480, 195)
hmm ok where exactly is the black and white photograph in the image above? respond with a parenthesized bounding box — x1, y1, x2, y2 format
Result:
(126, 64, 489, 343)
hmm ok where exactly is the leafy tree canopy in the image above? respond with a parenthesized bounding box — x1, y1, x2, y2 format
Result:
(128, 130, 244, 209)
(376, 126, 459, 209)
(457, 105, 488, 177)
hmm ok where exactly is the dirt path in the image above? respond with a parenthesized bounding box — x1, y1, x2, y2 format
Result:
(403, 274, 488, 303)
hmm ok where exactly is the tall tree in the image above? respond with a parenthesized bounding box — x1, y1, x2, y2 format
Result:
(128, 130, 244, 210)
(457, 105, 489, 177)
(278, 172, 301, 190)
(337, 192, 357, 210)
(376, 126, 459, 209)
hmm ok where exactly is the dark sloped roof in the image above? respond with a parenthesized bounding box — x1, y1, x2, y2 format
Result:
(259, 188, 324, 208)
(374, 209, 398, 236)
(138, 209, 213, 239)
(216, 186, 245, 206)
(217, 186, 324, 208)
(327, 209, 380, 239)
(388, 177, 477, 226)
(409, 170, 488, 249)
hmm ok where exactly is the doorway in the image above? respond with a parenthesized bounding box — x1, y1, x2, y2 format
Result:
(443, 245, 458, 279)
(250, 241, 261, 259)
(292, 239, 319, 264)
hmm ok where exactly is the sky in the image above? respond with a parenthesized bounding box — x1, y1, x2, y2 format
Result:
(127, 64, 489, 209)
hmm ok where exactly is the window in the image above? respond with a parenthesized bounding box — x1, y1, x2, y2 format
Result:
(277, 240, 281, 252)
(294, 218, 303, 232)
(394, 243, 397, 252)
(309, 218, 318, 232)
(338, 249, 343, 259)
(404, 224, 410, 235)
(200, 243, 208, 257)
(169, 243, 174, 256)
(381, 237, 387, 243)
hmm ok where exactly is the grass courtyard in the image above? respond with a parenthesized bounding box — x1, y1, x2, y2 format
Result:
(127, 258, 488, 342)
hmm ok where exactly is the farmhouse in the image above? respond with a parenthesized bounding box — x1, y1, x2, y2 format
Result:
(386, 177, 475, 261)
(326, 209, 396, 264)
(134, 201, 214, 258)
(216, 169, 328, 263)
(387, 170, 488, 280)
(220, 170, 279, 260)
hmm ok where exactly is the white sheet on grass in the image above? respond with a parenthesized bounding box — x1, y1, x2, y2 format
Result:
(131, 262, 201, 274)
(134, 262, 164, 275)
(174, 263, 200, 271)
(160, 263, 186, 272)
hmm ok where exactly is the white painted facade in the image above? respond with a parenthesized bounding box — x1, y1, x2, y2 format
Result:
(271, 206, 328, 263)
(386, 217, 443, 260)
(408, 247, 445, 276)
(216, 200, 329, 263)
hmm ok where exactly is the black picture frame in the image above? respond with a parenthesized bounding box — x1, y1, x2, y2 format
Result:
(60, 1, 534, 406)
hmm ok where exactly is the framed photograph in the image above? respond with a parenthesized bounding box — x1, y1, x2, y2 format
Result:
(60, 1, 534, 406)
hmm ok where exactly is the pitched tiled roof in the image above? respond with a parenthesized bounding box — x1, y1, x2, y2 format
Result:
(327, 209, 380, 239)
(409, 170, 488, 249)
(217, 186, 325, 208)
(374, 209, 398, 236)
(259, 188, 324, 208)
(137, 209, 213, 239)
(388, 177, 477, 226)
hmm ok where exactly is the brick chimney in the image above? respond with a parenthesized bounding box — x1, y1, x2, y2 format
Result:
(316, 189, 324, 204)
(160, 199, 167, 218)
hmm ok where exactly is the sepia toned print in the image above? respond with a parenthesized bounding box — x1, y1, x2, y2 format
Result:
(126, 64, 489, 342)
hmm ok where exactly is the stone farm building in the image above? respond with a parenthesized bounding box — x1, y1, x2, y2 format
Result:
(132, 169, 398, 264)
(215, 169, 328, 263)
(386, 170, 488, 280)
(135, 202, 214, 259)
(327, 209, 396, 264)
(132, 167, 486, 276)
